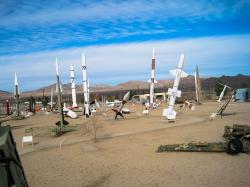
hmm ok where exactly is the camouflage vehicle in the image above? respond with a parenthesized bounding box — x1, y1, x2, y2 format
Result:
(0, 126, 29, 187)
(157, 124, 250, 155)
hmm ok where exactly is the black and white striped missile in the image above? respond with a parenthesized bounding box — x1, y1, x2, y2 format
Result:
(163, 54, 188, 120)
(70, 65, 77, 108)
(81, 51, 90, 118)
(148, 48, 157, 107)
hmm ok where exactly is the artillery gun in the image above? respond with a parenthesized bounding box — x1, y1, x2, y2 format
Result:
(25, 124, 82, 137)
(157, 124, 250, 155)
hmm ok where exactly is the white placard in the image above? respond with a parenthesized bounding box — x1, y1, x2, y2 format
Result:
(22, 136, 33, 147)
(23, 136, 33, 142)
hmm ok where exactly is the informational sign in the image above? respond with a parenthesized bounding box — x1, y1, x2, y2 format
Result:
(22, 136, 33, 147)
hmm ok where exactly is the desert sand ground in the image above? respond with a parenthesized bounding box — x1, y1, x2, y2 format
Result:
(2, 101, 250, 187)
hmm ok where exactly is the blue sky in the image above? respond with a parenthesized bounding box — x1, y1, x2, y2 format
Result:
(0, 0, 250, 92)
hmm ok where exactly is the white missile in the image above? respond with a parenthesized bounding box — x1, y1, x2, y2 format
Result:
(81, 51, 90, 118)
(94, 99, 100, 108)
(56, 57, 59, 75)
(14, 72, 20, 117)
(50, 87, 54, 109)
(70, 65, 77, 107)
(194, 65, 201, 104)
(217, 83, 231, 102)
(112, 91, 130, 119)
(14, 72, 18, 85)
(163, 54, 188, 120)
(87, 79, 90, 103)
(123, 91, 130, 102)
(148, 48, 157, 108)
(14, 72, 19, 96)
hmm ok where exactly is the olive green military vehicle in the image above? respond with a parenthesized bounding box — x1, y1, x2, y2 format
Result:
(157, 124, 250, 155)
(0, 126, 29, 187)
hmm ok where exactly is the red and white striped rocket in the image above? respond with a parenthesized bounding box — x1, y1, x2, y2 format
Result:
(148, 48, 157, 107)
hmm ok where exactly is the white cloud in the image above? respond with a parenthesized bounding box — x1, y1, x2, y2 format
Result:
(1, 0, 249, 55)
(0, 34, 249, 91)
(1, 0, 246, 28)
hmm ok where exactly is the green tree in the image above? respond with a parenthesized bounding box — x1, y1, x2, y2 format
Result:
(28, 96, 36, 112)
(42, 96, 49, 107)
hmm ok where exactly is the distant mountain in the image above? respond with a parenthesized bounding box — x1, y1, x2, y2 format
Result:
(21, 83, 72, 97)
(201, 74, 250, 90)
(0, 90, 12, 99)
(115, 81, 149, 90)
(1, 74, 250, 99)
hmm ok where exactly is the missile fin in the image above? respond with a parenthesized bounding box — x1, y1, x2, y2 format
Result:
(170, 69, 188, 78)
(166, 109, 177, 120)
(176, 90, 182, 97)
(170, 69, 177, 76)
(181, 71, 188, 78)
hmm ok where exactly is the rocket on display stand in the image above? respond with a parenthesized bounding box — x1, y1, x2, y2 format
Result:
(163, 54, 188, 121)
(148, 48, 158, 108)
(81, 51, 90, 118)
(217, 83, 232, 103)
(70, 65, 78, 108)
(14, 73, 20, 117)
(112, 91, 130, 119)
(55, 58, 67, 126)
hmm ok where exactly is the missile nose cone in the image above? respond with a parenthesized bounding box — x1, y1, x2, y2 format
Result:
(152, 48, 156, 59)
(82, 51, 86, 66)
(70, 64, 74, 71)
(14, 72, 18, 85)
(55, 57, 59, 75)
(123, 91, 130, 101)
(178, 53, 185, 68)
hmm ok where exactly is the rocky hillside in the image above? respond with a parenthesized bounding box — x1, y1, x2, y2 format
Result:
(0, 90, 12, 99)
(1, 74, 250, 99)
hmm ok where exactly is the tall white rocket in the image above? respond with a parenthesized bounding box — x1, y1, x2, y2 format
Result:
(70, 65, 77, 107)
(14, 72, 19, 96)
(163, 54, 188, 120)
(148, 48, 157, 107)
(81, 51, 90, 117)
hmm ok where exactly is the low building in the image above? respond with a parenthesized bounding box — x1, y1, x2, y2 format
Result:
(132, 93, 166, 103)
(235, 88, 250, 102)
